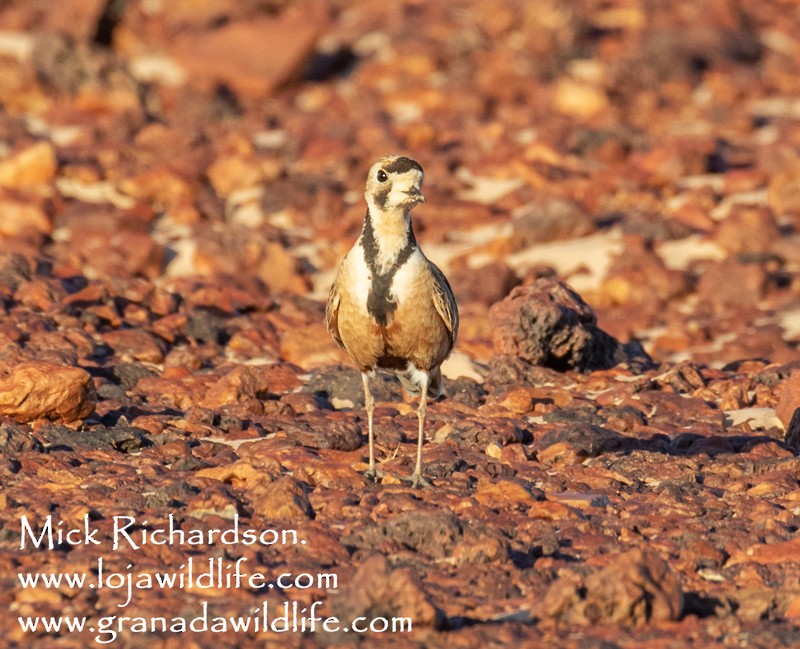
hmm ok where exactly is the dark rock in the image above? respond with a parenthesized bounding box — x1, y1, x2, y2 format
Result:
(36, 422, 149, 452)
(0, 420, 43, 453)
(533, 423, 628, 458)
(0, 252, 33, 292)
(489, 280, 652, 372)
(278, 413, 363, 452)
(186, 309, 229, 344)
(343, 509, 463, 559)
(96, 382, 128, 401)
(437, 416, 531, 449)
(443, 376, 486, 408)
(107, 425, 151, 452)
(303, 365, 403, 405)
(484, 355, 565, 393)
(785, 408, 800, 451)
(542, 406, 603, 427)
(112, 361, 158, 390)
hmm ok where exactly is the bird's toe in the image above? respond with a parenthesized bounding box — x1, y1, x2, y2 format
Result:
(363, 466, 386, 482)
(403, 472, 431, 489)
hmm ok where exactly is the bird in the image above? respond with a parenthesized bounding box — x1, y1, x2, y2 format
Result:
(326, 155, 459, 487)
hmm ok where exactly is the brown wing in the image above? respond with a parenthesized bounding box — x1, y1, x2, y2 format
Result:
(325, 279, 345, 350)
(429, 261, 459, 346)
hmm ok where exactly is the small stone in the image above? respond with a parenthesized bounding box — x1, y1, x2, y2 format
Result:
(474, 479, 540, 508)
(768, 162, 800, 216)
(102, 329, 165, 363)
(497, 388, 536, 413)
(0, 142, 56, 189)
(0, 421, 43, 453)
(200, 366, 270, 414)
(0, 195, 51, 237)
(598, 235, 689, 309)
(196, 460, 281, 490)
(716, 205, 780, 255)
(330, 554, 445, 630)
(248, 476, 313, 522)
(0, 361, 96, 423)
(186, 487, 241, 520)
(695, 259, 768, 312)
(512, 195, 595, 246)
(553, 77, 609, 119)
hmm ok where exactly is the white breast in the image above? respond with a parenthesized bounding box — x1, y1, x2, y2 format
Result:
(390, 250, 426, 304)
(343, 245, 371, 312)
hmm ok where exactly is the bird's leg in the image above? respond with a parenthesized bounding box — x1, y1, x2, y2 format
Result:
(362, 372, 383, 481)
(405, 371, 431, 488)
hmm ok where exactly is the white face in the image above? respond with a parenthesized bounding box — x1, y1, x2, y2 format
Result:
(364, 156, 425, 212)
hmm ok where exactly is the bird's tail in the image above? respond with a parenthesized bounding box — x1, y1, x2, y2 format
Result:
(399, 366, 442, 398)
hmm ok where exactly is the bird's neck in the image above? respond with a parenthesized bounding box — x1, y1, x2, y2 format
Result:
(361, 207, 417, 275)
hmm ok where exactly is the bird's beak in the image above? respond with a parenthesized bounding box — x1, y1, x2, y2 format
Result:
(406, 187, 426, 204)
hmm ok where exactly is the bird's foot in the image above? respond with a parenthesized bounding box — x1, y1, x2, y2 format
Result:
(402, 471, 431, 489)
(363, 465, 385, 482)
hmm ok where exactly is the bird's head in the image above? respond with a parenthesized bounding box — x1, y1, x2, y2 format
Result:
(364, 156, 425, 213)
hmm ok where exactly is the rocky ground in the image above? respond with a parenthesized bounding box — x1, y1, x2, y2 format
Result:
(1, 1, 800, 647)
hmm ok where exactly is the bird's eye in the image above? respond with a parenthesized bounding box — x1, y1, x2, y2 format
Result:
(376, 169, 388, 183)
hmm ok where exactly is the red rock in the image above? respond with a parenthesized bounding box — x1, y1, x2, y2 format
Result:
(474, 479, 539, 508)
(196, 459, 281, 490)
(727, 536, 800, 567)
(200, 365, 269, 414)
(207, 150, 263, 198)
(102, 328, 165, 363)
(768, 162, 800, 216)
(598, 235, 689, 309)
(695, 259, 768, 312)
(0, 142, 56, 190)
(496, 388, 536, 413)
(528, 499, 582, 521)
(553, 76, 609, 119)
(256, 241, 311, 294)
(330, 554, 444, 630)
(715, 205, 780, 255)
(167, 14, 323, 98)
(785, 595, 800, 623)
(186, 487, 241, 520)
(0, 194, 51, 237)
(248, 476, 313, 522)
(542, 548, 683, 626)
(0, 361, 96, 423)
